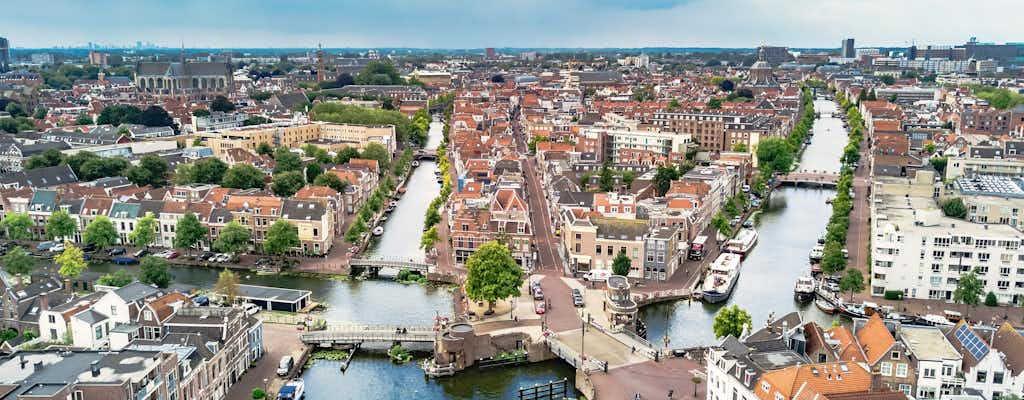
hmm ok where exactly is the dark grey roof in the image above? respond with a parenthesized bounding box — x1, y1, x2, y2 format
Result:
(16, 141, 70, 156)
(272, 93, 309, 111)
(73, 309, 108, 325)
(281, 199, 326, 221)
(137, 62, 231, 77)
(0, 165, 78, 188)
(58, 198, 84, 215)
(557, 191, 594, 208)
(235, 284, 310, 303)
(113, 282, 166, 303)
(493, 159, 522, 176)
(0, 350, 163, 394)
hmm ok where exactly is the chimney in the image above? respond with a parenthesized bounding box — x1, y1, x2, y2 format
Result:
(90, 360, 100, 377)
(39, 292, 49, 312)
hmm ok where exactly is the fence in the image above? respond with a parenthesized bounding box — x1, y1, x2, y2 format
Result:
(587, 320, 658, 361)
(631, 288, 692, 307)
(545, 335, 605, 373)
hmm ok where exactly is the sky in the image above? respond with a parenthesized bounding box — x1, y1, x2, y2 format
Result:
(5, 0, 1023, 49)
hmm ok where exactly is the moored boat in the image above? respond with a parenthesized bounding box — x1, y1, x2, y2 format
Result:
(815, 298, 836, 314)
(701, 253, 742, 303)
(372, 226, 385, 236)
(793, 276, 815, 302)
(808, 245, 824, 263)
(724, 228, 758, 257)
(277, 379, 305, 400)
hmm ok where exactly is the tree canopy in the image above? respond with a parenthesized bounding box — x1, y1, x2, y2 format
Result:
(612, 252, 631, 276)
(128, 213, 158, 248)
(55, 243, 87, 279)
(264, 219, 300, 257)
(96, 104, 143, 126)
(139, 256, 172, 288)
(756, 137, 794, 175)
(271, 171, 305, 197)
(941, 198, 968, 219)
(126, 155, 170, 187)
(312, 173, 349, 193)
(213, 222, 251, 254)
(173, 213, 207, 252)
(98, 269, 134, 287)
(221, 164, 266, 189)
(954, 269, 984, 307)
(712, 305, 752, 339)
(45, 210, 78, 241)
(0, 213, 33, 240)
(839, 269, 865, 301)
(214, 269, 241, 304)
(311, 102, 416, 144)
(273, 147, 303, 175)
(2, 246, 35, 278)
(210, 96, 236, 112)
(464, 241, 524, 309)
(138, 105, 175, 128)
(354, 61, 404, 86)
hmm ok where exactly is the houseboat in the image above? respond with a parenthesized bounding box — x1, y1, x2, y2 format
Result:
(808, 245, 824, 263)
(793, 276, 815, 303)
(724, 228, 758, 256)
(701, 253, 742, 303)
(277, 379, 305, 400)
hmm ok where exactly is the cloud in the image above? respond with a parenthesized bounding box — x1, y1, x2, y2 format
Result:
(3, 0, 1022, 48)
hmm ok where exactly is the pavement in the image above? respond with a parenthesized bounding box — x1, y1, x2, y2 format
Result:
(225, 323, 305, 400)
(587, 357, 706, 400)
(557, 328, 649, 368)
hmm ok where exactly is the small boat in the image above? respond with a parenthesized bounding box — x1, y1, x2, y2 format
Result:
(701, 253, 742, 303)
(793, 276, 815, 303)
(724, 228, 758, 257)
(916, 314, 955, 326)
(825, 198, 833, 204)
(112, 257, 138, 265)
(384, 205, 396, 213)
(815, 298, 836, 314)
(810, 263, 822, 275)
(411, 160, 420, 167)
(277, 379, 305, 400)
(808, 245, 824, 262)
(372, 226, 385, 236)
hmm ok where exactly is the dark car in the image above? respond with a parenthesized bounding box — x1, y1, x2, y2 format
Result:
(108, 248, 126, 256)
(81, 244, 96, 253)
(198, 252, 214, 261)
(133, 249, 150, 258)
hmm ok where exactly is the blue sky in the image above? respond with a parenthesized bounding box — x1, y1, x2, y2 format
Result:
(5, 0, 1022, 48)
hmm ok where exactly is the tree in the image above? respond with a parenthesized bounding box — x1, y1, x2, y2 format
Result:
(75, 113, 94, 125)
(82, 216, 118, 249)
(941, 198, 968, 219)
(210, 96, 236, 112)
(464, 241, 524, 313)
(354, 61, 404, 86)
(25, 148, 65, 170)
(718, 79, 734, 92)
(712, 305, 752, 339)
(265, 219, 300, 257)
(97, 269, 134, 287)
(490, 74, 505, 83)
(360, 142, 390, 172)
(930, 157, 948, 175)
(954, 269, 984, 307)
(271, 171, 305, 197)
(213, 222, 251, 254)
(129, 213, 158, 248)
(256, 142, 274, 157)
(612, 252, 631, 276)
(345, 218, 367, 243)
(598, 166, 615, 192)
(192, 109, 211, 117)
(55, 243, 87, 279)
(272, 147, 302, 174)
(304, 163, 322, 183)
(173, 213, 207, 254)
(820, 242, 847, 274)
(0, 213, 33, 240)
(879, 75, 896, 85)
(126, 155, 170, 187)
(756, 137, 794, 174)
(214, 269, 241, 304)
(76, 155, 129, 181)
(139, 256, 172, 288)
(251, 388, 267, 400)
(313, 173, 349, 193)
(706, 97, 722, 109)
(4, 102, 27, 118)
(45, 209, 77, 241)
(924, 143, 937, 155)
(839, 269, 865, 301)
(2, 246, 35, 281)
(731, 143, 748, 153)
(652, 164, 680, 196)
(984, 291, 999, 307)
(138, 105, 175, 128)
(334, 147, 360, 165)
(222, 164, 266, 189)
(420, 226, 439, 250)
(33, 107, 47, 119)
(191, 157, 228, 184)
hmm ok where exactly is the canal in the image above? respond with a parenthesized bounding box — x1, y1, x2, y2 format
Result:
(640, 99, 850, 348)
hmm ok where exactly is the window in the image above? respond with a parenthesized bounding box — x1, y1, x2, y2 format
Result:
(924, 368, 936, 378)
(48, 315, 55, 324)
(976, 370, 987, 383)
(596, 246, 602, 255)
(993, 371, 1004, 384)
(880, 362, 893, 376)
(94, 325, 103, 340)
(942, 365, 953, 377)
(144, 311, 152, 321)
(891, 351, 900, 360)
(895, 363, 908, 378)
(110, 306, 117, 316)
(73, 391, 84, 400)
(898, 384, 912, 396)
(761, 382, 770, 393)
(774, 394, 783, 400)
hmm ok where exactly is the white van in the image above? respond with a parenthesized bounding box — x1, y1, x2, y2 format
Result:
(583, 270, 612, 282)
(277, 355, 294, 376)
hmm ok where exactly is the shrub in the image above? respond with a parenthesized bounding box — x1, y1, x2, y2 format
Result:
(883, 290, 904, 301)
(984, 291, 998, 307)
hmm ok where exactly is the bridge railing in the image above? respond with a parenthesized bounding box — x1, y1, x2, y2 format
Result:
(545, 335, 604, 372)
(587, 320, 657, 360)
(320, 323, 434, 333)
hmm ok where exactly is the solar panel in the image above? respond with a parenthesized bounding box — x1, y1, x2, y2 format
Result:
(954, 324, 989, 360)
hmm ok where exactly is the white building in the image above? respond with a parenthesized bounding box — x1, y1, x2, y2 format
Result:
(955, 322, 1024, 400)
(900, 326, 964, 399)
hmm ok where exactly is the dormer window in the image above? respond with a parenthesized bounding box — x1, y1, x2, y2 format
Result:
(144, 311, 152, 321)
(891, 351, 900, 360)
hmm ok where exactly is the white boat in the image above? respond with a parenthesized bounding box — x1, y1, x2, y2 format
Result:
(808, 245, 824, 262)
(372, 226, 385, 236)
(793, 276, 815, 302)
(411, 160, 420, 167)
(277, 379, 305, 400)
(724, 228, 758, 256)
(917, 314, 955, 326)
(702, 253, 742, 303)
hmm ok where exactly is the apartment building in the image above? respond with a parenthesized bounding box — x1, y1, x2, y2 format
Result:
(560, 211, 647, 277)
(900, 326, 964, 399)
(950, 321, 1024, 400)
(952, 175, 1024, 230)
(945, 153, 1024, 181)
(578, 124, 691, 164)
(206, 122, 395, 157)
(651, 111, 778, 152)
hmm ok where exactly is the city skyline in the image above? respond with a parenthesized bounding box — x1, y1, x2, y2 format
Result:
(4, 0, 1023, 49)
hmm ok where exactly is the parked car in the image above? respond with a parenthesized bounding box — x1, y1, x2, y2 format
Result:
(80, 244, 96, 253)
(198, 251, 214, 261)
(276, 356, 294, 376)
(36, 241, 57, 251)
(825, 281, 840, 292)
(49, 242, 66, 253)
(166, 251, 180, 259)
(108, 248, 126, 256)
(573, 295, 585, 307)
(730, 216, 742, 226)
(133, 249, 150, 258)
(154, 250, 171, 258)
(742, 220, 754, 228)
(583, 270, 612, 282)
(533, 288, 544, 301)
(243, 303, 260, 316)
(534, 302, 546, 315)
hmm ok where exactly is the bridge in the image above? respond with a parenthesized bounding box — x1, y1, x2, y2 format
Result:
(300, 323, 436, 345)
(349, 256, 434, 274)
(776, 172, 840, 188)
(414, 149, 438, 161)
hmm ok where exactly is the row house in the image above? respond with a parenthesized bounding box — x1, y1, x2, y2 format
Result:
(560, 210, 647, 277)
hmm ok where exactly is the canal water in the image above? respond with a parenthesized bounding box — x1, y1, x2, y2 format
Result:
(640, 99, 850, 348)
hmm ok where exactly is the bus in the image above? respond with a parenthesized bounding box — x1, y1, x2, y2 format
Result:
(688, 235, 709, 261)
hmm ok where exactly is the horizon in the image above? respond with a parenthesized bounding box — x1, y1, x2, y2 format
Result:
(4, 0, 1023, 49)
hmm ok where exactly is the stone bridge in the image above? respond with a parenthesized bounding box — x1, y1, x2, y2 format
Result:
(300, 323, 437, 345)
(349, 256, 434, 274)
(776, 172, 840, 188)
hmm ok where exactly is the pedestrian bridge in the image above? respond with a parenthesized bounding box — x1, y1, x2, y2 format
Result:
(776, 172, 839, 188)
(415, 149, 438, 161)
(300, 323, 436, 345)
(349, 256, 434, 274)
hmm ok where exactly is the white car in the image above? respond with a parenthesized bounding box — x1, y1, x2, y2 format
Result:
(583, 270, 612, 282)
(243, 303, 260, 316)
(154, 250, 171, 258)
(49, 243, 66, 253)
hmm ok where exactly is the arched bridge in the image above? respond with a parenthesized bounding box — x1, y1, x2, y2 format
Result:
(415, 149, 438, 161)
(300, 323, 436, 345)
(349, 256, 434, 274)
(776, 172, 839, 188)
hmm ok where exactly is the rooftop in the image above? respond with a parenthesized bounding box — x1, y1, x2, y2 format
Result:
(900, 326, 962, 361)
(954, 175, 1024, 198)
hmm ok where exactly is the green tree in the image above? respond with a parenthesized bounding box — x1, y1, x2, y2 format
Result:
(420, 226, 439, 250)
(941, 198, 968, 218)
(0, 213, 33, 240)
(712, 305, 752, 339)
(213, 222, 251, 254)
(129, 213, 158, 248)
(313, 173, 349, 193)
(210, 96, 236, 112)
(222, 164, 266, 189)
(96, 104, 142, 126)
(954, 269, 984, 307)
(354, 61, 404, 85)
(251, 388, 266, 400)
(243, 116, 272, 126)
(820, 241, 847, 274)
(345, 218, 367, 243)
(528, 135, 550, 153)
(464, 241, 524, 313)
(731, 143, 748, 152)
(192, 109, 211, 117)
(930, 157, 948, 175)
(334, 147, 360, 164)
(172, 163, 196, 185)
(25, 148, 65, 170)
(612, 252, 631, 276)
(1, 246, 35, 281)
(839, 268, 865, 301)
(272, 147, 302, 174)
(598, 166, 615, 192)
(653, 164, 680, 196)
(173, 213, 207, 254)
(82, 216, 118, 249)
(45, 209, 77, 241)
(138, 105, 175, 128)
(139, 256, 172, 288)
(264, 219, 300, 257)
(756, 137, 794, 174)
(126, 155, 170, 187)
(706, 97, 722, 109)
(33, 107, 48, 119)
(256, 142, 274, 157)
(4, 102, 27, 118)
(924, 143, 937, 154)
(271, 171, 305, 197)
(214, 269, 241, 304)
(360, 142, 391, 172)
(191, 157, 228, 184)
(97, 269, 134, 287)
(984, 291, 999, 307)
(304, 163, 322, 183)
(55, 243, 87, 279)
(75, 113, 94, 125)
